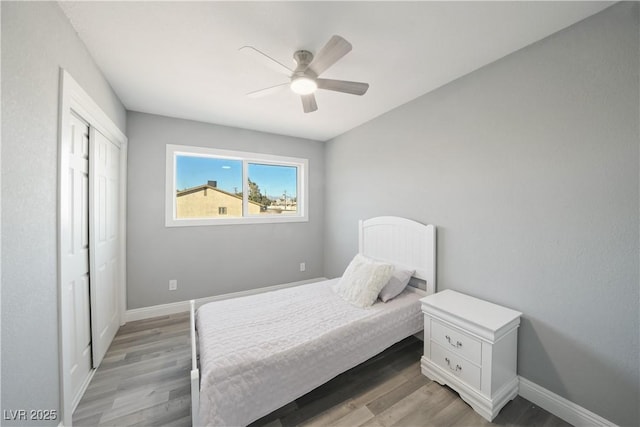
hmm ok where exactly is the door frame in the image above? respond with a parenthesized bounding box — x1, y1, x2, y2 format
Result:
(57, 69, 128, 426)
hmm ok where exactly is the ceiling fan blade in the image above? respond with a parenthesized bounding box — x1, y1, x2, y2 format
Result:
(247, 82, 289, 98)
(308, 35, 352, 76)
(316, 78, 369, 96)
(301, 94, 318, 113)
(239, 46, 292, 75)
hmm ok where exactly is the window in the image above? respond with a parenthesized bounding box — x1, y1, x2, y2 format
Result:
(166, 144, 308, 226)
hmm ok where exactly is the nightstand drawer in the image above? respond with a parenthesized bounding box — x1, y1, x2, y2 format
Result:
(431, 319, 481, 364)
(431, 342, 481, 390)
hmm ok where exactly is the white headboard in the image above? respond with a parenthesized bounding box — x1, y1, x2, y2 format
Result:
(359, 216, 436, 295)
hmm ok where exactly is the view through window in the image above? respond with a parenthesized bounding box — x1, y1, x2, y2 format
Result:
(166, 145, 307, 226)
(248, 163, 298, 215)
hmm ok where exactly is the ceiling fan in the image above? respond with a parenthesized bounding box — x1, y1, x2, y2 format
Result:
(240, 35, 369, 113)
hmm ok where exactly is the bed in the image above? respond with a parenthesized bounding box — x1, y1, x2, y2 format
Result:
(189, 216, 436, 426)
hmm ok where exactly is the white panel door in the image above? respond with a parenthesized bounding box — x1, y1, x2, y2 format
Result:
(64, 112, 93, 404)
(89, 128, 121, 368)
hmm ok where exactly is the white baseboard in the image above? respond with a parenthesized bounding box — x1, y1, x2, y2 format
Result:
(518, 377, 617, 427)
(71, 367, 96, 413)
(125, 277, 328, 322)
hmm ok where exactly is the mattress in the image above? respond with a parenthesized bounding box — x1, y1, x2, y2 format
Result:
(196, 278, 424, 426)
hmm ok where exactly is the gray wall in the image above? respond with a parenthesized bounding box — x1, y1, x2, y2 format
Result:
(1, 1, 126, 424)
(324, 3, 638, 426)
(126, 112, 324, 309)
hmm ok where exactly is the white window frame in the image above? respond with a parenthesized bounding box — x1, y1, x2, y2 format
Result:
(166, 144, 309, 226)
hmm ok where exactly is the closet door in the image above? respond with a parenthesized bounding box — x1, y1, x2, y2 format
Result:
(65, 112, 93, 404)
(89, 128, 121, 367)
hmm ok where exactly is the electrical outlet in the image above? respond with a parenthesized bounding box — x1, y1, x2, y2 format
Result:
(169, 279, 177, 291)
(299, 262, 306, 272)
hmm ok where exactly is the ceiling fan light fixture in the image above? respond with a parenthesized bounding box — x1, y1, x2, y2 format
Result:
(290, 76, 317, 95)
(242, 36, 367, 112)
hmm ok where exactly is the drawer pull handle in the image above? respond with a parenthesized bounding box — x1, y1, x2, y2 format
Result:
(445, 335, 463, 348)
(444, 357, 463, 373)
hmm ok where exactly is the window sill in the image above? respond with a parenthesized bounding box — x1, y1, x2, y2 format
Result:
(165, 215, 309, 227)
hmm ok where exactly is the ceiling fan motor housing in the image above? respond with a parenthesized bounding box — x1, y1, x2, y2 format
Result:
(293, 50, 314, 71)
(290, 50, 318, 95)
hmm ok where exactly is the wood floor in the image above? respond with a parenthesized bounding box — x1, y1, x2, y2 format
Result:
(74, 313, 571, 427)
(73, 313, 193, 426)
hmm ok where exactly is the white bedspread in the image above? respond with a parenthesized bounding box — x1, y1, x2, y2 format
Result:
(196, 278, 424, 426)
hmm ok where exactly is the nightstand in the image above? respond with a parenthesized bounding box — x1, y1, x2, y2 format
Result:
(420, 290, 522, 421)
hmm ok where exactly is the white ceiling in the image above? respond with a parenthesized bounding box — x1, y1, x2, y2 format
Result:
(59, 1, 612, 141)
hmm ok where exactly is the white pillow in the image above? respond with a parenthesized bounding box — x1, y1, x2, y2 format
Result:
(379, 266, 415, 302)
(333, 254, 394, 308)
